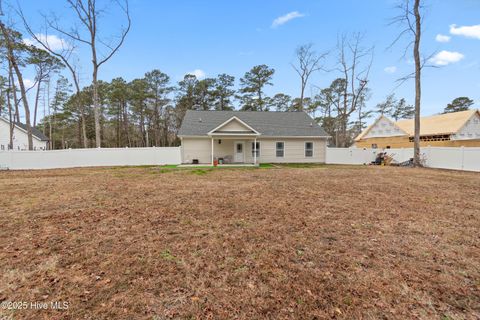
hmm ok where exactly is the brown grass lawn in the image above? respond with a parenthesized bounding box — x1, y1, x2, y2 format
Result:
(0, 165, 479, 319)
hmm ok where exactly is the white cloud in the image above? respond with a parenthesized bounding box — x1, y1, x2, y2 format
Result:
(24, 79, 34, 87)
(429, 50, 465, 66)
(23, 34, 69, 51)
(15, 78, 34, 88)
(449, 24, 480, 40)
(435, 34, 451, 43)
(271, 11, 305, 28)
(384, 66, 397, 74)
(186, 69, 206, 79)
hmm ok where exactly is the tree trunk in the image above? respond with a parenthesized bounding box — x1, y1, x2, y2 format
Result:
(8, 63, 20, 123)
(140, 112, 145, 147)
(80, 110, 88, 148)
(93, 68, 101, 148)
(413, 0, 422, 167)
(122, 101, 131, 147)
(33, 77, 42, 127)
(299, 78, 305, 111)
(15, 66, 33, 150)
(7, 77, 14, 149)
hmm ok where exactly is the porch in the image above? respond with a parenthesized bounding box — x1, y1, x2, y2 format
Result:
(209, 136, 259, 165)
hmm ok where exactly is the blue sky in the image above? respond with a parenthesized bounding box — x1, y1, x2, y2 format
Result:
(17, 0, 480, 121)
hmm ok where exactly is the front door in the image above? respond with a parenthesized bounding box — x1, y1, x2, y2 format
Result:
(234, 142, 244, 163)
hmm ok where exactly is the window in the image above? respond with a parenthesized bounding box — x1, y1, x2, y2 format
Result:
(372, 143, 378, 149)
(1, 145, 4, 150)
(305, 142, 313, 157)
(276, 142, 284, 157)
(251, 142, 260, 157)
(236, 143, 243, 152)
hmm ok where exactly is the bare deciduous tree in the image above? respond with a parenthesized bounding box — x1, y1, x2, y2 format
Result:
(291, 44, 327, 110)
(335, 33, 373, 147)
(33, 0, 131, 148)
(21, 11, 89, 148)
(391, 0, 423, 166)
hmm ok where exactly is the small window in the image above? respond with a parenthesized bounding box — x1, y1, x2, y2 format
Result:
(372, 143, 378, 149)
(386, 146, 391, 149)
(276, 142, 284, 157)
(251, 142, 260, 157)
(305, 142, 313, 157)
(1, 145, 4, 150)
(236, 143, 243, 152)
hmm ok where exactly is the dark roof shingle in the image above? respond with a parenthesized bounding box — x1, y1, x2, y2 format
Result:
(178, 110, 329, 137)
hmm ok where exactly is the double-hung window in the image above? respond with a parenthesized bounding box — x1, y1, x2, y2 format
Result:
(251, 142, 260, 157)
(276, 142, 284, 157)
(305, 142, 313, 157)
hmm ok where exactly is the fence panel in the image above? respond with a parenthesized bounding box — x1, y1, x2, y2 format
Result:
(462, 147, 480, 172)
(326, 148, 378, 165)
(327, 147, 480, 172)
(0, 147, 181, 170)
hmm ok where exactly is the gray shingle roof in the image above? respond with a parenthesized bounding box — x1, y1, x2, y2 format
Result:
(178, 110, 329, 137)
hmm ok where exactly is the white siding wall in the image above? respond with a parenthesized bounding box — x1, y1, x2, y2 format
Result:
(181, 138, 212, 164)
(218, 119, 252, 132)
(214, 139, 235, 160)
(0, 118, 48, 151)
(181, 137, 327, 164)
(250, 138, 326, 163)
(451, 113, 480, 140)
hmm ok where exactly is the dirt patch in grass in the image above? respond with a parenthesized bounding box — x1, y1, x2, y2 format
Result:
(0, 166, 479, 319)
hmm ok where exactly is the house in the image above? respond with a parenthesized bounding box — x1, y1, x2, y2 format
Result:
(178, 110, 329, 165)
(354, 109, 480, 149)
(0, 116, 49, 151)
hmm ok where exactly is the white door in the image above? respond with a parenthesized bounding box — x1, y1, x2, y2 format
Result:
(234, 142, 244, 163)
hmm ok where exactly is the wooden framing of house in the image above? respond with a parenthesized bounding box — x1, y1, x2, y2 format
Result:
(354, 110, 480, 149)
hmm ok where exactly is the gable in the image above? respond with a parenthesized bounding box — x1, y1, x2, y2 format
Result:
(452, 111, 480, 140)
(356, 116, 407, 141)
(213, 117, 255, 133)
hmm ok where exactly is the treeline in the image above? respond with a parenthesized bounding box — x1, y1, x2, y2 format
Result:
(1, 0, 425, 150)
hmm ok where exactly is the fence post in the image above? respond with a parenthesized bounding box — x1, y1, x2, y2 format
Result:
(427, 145, 431, 167)
(461, 146, 465, 170)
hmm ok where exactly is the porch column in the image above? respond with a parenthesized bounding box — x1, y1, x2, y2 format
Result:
(253, 137, 257, 165)
(211, 137, 214, 166)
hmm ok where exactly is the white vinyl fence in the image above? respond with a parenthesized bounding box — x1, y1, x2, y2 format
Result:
(1, 146, 479, 172)
(326, 147, 480, 172)
(0, 147, 181, 170)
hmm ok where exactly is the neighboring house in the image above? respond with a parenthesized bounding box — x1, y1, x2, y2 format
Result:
(354, 109, 480, 149)
(0, 117, 49, 151)
(178, 110, 329, 164)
